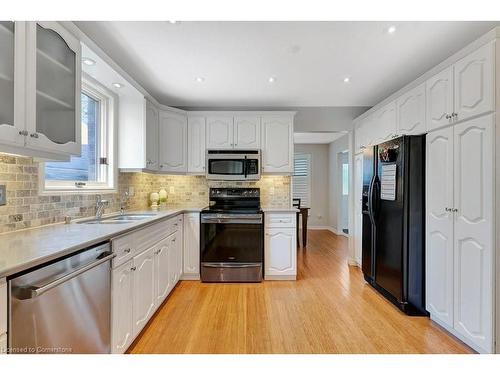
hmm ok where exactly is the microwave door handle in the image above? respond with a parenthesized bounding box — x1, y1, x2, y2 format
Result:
(244, 156, 248, 178)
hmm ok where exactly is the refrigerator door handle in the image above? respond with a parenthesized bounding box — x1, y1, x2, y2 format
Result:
(367, 176, 376, 225)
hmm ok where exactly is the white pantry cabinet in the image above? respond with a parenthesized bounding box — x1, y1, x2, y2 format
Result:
(159, 110, 188, 173)
(182, 213, 200, 279)
(426, 42, 494, 132)
(0, 21, 81, 160)
(261, 116, 294, 173)
(187, 116, 206, 174)
(426, 115, 494, 353)
(397, 83, 426, 135)
(264, 213, 297, 280)
(111, 260, 134, 354)
(206, 116, 234, 149)
(145, 100, 159, 171)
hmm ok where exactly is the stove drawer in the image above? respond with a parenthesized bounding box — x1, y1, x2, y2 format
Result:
(265, 213, 296, 228)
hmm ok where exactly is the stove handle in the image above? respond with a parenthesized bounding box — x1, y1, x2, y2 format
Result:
(201, 218, 263, 224)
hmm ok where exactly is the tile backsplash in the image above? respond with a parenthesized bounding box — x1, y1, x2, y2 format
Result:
(0, 154, 290, 233)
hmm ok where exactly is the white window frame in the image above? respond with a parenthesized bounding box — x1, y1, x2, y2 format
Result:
(292, 152, 312, 208)
(39, 75, 118, 194)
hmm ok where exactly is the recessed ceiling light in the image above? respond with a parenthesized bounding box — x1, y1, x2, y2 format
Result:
(343, 77, 350, 83)
(387, 25, 397, 34)
(196, 77, 205, 83)
(169, 21, 177, 24)
(112, 82, 124, 88)
(82, 57, 96, 66)
(268, 77, 276, 83)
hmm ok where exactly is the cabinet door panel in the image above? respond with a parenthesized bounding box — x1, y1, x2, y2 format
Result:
(261, 116, 293, 173)
(372, 102, 397, 144)
(26, 21, 81, 155)
(145, 101, 159, 170)
(159, 111, 187, 172)
(234, 116, 260, 148)
(206, 116, 233, 149)
(265, 228, 296, 276)
(132, 247, 156, 337)
(111, 260, 134, 354)
(183, 213, 200, 275)
(426, 66, 454, 131)
(453, 115, 493, 352)
(425, 127, 454, 327)
(0, 21, 25, 147)
(397, 83, 426, 135)
(454, 43, 494, 122)
(187, 116, 206, 174)
(155, 237, 171, 305)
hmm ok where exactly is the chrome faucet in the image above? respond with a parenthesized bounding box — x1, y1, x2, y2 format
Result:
(95, 195, 109, 219)
(120, 191, 129, 215)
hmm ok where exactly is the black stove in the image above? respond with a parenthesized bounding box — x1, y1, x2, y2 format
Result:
(200, 188, 263, 282)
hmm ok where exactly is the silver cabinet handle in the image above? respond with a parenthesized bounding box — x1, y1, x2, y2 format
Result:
(18, 130, 28, 136)
(12, 252, 116, 300)
(131, 266, 137, 271)
(452, 208, 458, 212)
(124, 248, 131, 253)
(30, 133, 39, 138)
(445, 114, 451, 119)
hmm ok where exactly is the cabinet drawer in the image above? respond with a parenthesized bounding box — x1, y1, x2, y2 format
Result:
(112, 233, 136, 267)
(0, 279, 6, 335)
(265, 213, 296, 228)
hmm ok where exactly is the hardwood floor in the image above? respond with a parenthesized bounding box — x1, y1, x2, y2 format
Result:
(128, 230, 472, 354)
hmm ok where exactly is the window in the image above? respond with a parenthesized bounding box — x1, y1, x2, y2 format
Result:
(292, 153, 311, 208)
(42, 78, 116, 193)
(342, 163, 349, 196)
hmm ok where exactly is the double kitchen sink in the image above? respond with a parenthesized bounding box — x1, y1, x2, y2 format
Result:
(77, 213, 157, 225)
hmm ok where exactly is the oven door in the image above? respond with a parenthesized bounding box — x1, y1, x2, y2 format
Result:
(200, 214, 263, 282)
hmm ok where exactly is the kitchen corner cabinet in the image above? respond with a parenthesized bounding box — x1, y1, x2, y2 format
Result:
(187, 116, 206, 174)
(0, 21, 81, 160)
(159, 110, 188, 173)
(426, 114, 494, 353)
(261, 116, 294, 173)
(182, 213, 200, 279)
(264, 213, 297, 280)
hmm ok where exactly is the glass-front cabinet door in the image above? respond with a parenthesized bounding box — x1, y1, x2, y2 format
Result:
(25, 21, 81, 156)
(0, 21, 25, 147)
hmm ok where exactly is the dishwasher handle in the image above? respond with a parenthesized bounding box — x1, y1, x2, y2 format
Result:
(12, 252, 116, 300)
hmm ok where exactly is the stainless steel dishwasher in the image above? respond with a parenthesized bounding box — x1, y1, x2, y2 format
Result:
(9, 243, 114, 354)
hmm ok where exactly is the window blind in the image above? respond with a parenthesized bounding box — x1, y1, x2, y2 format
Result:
(293, 154, 311, 208)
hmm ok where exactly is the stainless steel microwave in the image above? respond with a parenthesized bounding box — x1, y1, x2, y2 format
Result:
(206, 150, 261, 181)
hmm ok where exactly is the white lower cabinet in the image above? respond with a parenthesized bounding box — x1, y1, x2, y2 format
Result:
(426, 115, 494, 353)
(111, 214, 185, 353)
(182, 213, 200, 279)
(132, 247, 156, 337)
(0, 333, 6, 354)
(264, 213, 297, 280)
(111, 260, 134, 354)
(0, 278, 6, 354)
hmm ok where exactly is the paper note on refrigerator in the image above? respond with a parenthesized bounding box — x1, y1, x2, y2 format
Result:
(380, 164, 397, 201)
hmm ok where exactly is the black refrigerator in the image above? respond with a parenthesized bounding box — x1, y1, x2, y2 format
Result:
(361, 135, 427, 316)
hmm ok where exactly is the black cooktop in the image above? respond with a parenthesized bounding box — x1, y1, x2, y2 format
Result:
(203, 187, 261, 214)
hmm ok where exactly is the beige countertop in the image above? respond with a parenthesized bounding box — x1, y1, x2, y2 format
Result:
(0, 206, 203, 278)
(261, 207, 299, 213)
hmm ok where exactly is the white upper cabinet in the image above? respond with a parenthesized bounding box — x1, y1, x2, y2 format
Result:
(25, 21, 81, 156)
(372, 101, 397, 144)
(0, 21, 25, 148)
(206, 116, 233, 149)
(453, 42, 494, 123)
(145, 100, 159, 171)
(187, 116, 206, 174)
(397, 83, 426, 135)
(452, 115, 493, 353)
(426, 127, 454, 328)
(234, 116, 260, 149)
(426, 66, 454, 132)
(159, 110, 188, 173)
(261, 115, 294, 173)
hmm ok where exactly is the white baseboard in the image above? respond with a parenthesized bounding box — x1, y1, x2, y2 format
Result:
(308, 225, 334, 231)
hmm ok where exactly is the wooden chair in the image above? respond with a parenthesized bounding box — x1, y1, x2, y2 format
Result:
(292, 199, 301, 247)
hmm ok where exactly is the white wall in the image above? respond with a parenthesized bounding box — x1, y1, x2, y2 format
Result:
(328, 135, 349, 233)
(294, 144, 330, 227)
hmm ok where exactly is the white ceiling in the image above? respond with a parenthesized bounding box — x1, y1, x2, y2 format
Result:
(76, 21, 500, 107)
(294, 132, 346, 144)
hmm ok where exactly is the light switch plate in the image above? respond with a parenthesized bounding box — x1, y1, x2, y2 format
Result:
(0, 185, 6, 206)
